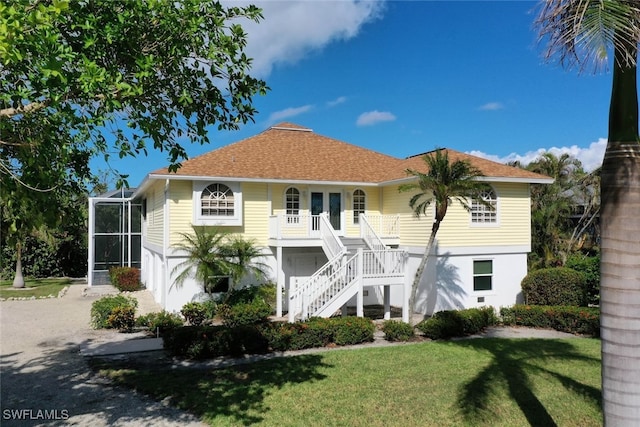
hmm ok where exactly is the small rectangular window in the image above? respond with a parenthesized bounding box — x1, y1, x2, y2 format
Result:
(473, 260, 492, 291)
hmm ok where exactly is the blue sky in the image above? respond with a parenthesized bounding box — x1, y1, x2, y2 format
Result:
(92, 0, 617, 188)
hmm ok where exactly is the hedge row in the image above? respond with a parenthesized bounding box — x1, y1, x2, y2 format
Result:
(500, 305, 600, 337)
(415, 307, 497, 340)
(163, 316, 375, 359)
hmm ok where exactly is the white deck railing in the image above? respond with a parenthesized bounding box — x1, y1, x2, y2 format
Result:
(269, 213, 400, 240)
(363, 214, 400, 237)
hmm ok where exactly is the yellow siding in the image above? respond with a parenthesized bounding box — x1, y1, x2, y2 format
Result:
(382, 185, 431, 246)
(383, 182, 531, 248)
(146, 181, 165, 246)
(437, 182, 531, 247)
(242, 182, 270, 245)
(167, 181, 270, 247)
(168, 181, 193, 246)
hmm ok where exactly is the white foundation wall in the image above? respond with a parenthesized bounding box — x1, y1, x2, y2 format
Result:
(145, 248, 279, 313)
(388, 245, 528, 316)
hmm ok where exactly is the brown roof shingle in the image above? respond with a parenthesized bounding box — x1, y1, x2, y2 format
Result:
(150, 123, 550, 183)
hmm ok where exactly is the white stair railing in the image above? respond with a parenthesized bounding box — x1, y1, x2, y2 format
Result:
(360, 214, 387, 252)
(288, 252, 345, 322)
(319, 213, 346, 259)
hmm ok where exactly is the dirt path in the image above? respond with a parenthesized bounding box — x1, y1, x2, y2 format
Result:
(0, 284, 206, 427)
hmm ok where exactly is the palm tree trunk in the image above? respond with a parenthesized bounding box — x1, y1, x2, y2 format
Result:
(12, 241, 25, 288)
(408, 220, 441, 325)
(600, 40, 640, 426)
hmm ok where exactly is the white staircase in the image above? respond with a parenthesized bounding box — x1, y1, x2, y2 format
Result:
(288, 215, 407, 322)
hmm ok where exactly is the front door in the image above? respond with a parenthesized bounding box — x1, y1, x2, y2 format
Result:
(310, 191, 342, 233)
(329, 192, 341, 231)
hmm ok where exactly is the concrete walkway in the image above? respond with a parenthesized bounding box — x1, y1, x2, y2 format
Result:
(0, 284, 206, 427)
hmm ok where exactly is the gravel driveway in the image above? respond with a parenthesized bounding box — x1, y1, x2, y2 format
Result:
(0, 284, 206, 427)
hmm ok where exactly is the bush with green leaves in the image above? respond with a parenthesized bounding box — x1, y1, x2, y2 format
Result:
(109, 267, 142, 292)
(331, 316, 375, 346)
(181, 302, 208, 326)
(500, 305, 599, 336)
(382, 320, 415, 342)
(90, 295, 138, 329)
(135, 310, 184, 335)
(217, 298, 272, 327)
(416, 307, 497, 340)
(565, 253, 600, 305)
(163, 325, 269, 359)
(521, 267, 587, 306)
(223, 284, 276, 308)
(107, 306, 135, 331)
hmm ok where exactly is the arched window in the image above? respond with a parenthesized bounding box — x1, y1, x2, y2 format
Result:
(201, 183, 234, 216)
(285, 187, 300, 223)
(353, 189, 366, 224)
(471, 188, 497, 223)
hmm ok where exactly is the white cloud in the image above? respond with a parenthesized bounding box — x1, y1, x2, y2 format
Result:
(356, 110, 396, 126)
(268, 105, 314, 123)
(228, 1, 385, 77)
(468, 138, 607, 172)
(478, 102, 504, 111)
(327, 96, 347, 107)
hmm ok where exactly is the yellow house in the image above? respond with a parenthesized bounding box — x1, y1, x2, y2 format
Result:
(93, 123, 551, 320)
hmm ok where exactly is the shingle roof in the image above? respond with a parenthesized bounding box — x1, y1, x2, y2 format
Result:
(150, 123, 550, 183)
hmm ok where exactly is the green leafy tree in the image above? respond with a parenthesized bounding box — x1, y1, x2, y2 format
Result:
(536, 1, 640, 424)
(1, 0, 268, 187)
(399, 149, 491, 322)
(527, 152, 586, 266)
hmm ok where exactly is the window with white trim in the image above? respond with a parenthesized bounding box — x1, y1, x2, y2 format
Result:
(202, 183, 234, 216)
(353, 189, 366, 224)
(473, 260, 493, 291)
(285, 187, 300, 224)
(471, 188, 497, 223)
(193, 181, 242, 226)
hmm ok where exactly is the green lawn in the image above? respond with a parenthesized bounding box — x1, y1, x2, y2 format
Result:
(0, 277, 71, 299)
(95, 338, 602, 426)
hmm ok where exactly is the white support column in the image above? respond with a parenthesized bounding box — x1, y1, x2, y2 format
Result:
(276, 246, 284, 318)
(383, 285, 391, 320)
(357, 248, 364, 317)
(87, 198, 95, 287)
(403, 281, 410, 323)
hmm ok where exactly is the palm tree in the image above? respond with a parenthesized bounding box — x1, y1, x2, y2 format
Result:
(536, 1, 640, 424)
(172, 226, 269, 296)
(399, 149, 491, 322)
(220, 235, 270, 291)
(172, 226, 233, 293)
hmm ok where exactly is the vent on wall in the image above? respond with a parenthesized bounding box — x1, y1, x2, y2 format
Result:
(477, 296, 485, 303)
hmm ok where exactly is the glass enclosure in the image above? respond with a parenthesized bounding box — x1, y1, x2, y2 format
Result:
(88, 189, 142, 285)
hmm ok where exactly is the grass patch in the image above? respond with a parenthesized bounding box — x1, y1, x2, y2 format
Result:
(0, 277, 71, 299)
(94, 338, 601, 426)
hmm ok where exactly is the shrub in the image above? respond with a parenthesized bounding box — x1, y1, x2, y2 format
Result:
(91, 295, 138, 329)
(163, 325, 269, 359)
(382, 320, 415, 342)
(181, 302, 208, 326)
(223, 284, 277, 310)
(521, 267, 587, 306)
(136, 311, 184, 335)
(218, 298, 272, 327)
(500, 305, 600, 337)
(109, 267, 142, 292)
(416, 307, 496, 340)
(565, 253, 600, 305)
(107, 306, 136, 331)
(331, 316, 375, 346)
